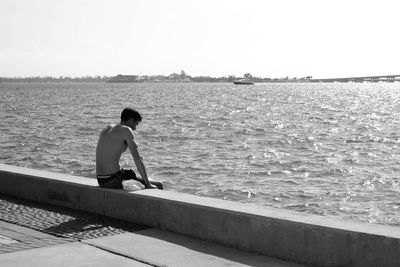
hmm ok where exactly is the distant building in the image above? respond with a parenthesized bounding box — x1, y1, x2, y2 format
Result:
(107, 74, 139, 83)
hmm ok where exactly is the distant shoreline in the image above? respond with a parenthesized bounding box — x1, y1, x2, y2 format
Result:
(0, 77, 313, 83)
(0, 80, 313, 83)
(0, 73, 313, 83)
(2, 73, 399, 83)
(0, 77, 110, 83)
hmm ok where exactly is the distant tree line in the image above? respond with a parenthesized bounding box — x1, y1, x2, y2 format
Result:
(0, 76, 110, 82)
(1, 71, 313, 83)
(115, 70, 312, 83)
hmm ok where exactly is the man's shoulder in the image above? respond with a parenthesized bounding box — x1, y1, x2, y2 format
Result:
(117, 124, 134, 138)
(103, 124, 127, 131)
(100, 124, 134, 140)
(119, 124, 132, 132)
(100, 124, 128, 135)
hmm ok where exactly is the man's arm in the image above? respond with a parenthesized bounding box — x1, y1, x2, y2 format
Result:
(124, 128, 156, 189)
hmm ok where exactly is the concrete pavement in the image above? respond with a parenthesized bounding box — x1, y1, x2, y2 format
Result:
(0, 220, 305, 266)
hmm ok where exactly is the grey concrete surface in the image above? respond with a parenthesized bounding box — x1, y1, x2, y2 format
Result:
(0, 219, 305, 267)
(0, 242, 150, 267)
(0, 220, 73, 254)
(0, 193, 147, 241)
(1, 164, 400, 267)
(84, 228, 305, 267)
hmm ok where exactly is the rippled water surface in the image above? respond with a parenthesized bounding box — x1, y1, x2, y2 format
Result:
(1, 82, 400, 226)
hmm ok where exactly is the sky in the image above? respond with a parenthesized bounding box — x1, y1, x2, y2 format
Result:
(1, 0, 399, 79)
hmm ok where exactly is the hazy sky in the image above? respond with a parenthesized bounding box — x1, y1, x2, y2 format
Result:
(1, 0, 399, 78)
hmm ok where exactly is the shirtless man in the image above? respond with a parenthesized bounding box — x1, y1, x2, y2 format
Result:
(96, 108, 162, 189)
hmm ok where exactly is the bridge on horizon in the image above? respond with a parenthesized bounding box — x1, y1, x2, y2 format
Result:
(310, 74, 400, 83)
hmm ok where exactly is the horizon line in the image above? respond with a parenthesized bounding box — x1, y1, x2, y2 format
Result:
(3, 73, 400, 79)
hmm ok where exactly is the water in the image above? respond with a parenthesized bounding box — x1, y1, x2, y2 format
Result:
(1, 82, 400, 226)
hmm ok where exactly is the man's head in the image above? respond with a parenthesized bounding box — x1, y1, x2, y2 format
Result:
(121, 107, 142, 130)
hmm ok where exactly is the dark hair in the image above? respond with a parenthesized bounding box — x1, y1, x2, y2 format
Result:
(121, 107, 142, 122)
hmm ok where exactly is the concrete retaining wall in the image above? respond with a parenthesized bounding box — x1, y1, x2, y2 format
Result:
(0, 164, 399, 266)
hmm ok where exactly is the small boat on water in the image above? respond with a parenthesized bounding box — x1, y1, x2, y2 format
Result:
(233, 79, 254, 85)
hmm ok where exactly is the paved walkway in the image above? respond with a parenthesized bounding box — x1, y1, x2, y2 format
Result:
(0, 193, 147, 241)
(0, 194, 307, 266)
(0, 220, 73, 254)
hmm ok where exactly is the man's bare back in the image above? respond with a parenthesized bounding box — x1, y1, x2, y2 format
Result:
(96, 124, 131, 175)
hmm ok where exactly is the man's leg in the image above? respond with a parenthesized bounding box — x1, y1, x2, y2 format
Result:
(136, 177, 164, 190)
(122, 169, 163, 189)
